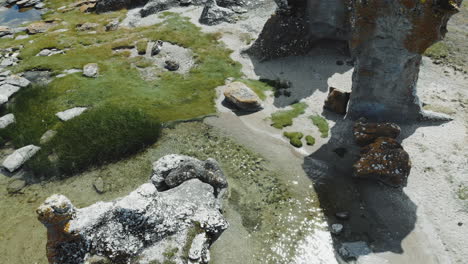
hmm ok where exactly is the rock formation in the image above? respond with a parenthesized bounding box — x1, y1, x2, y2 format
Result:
(352, 119, 410, 187)
(223, 81, 263, 112)
(37, 155, 229, 264)
(346, 0, 463, 122)
(248, 0, 350, 60)
(323, 87, 350, 115)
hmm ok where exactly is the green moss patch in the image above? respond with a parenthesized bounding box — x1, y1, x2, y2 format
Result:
(26, 105, 161, 176)
(305, 135, 315, 146)
(310, 115, 329, 138)
(283, 132, 304, 148)
(270, 102, 307, 129)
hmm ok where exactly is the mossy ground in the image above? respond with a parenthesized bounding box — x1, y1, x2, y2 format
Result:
(283, 131, 304, 148)
(0, 7, 242, 176)
(305, 135, 315, 146)
(310, 115, 329, 138)
(270, 102, 307, 129)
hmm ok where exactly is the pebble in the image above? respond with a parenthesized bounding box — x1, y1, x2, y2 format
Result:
(93, 177, 106, 194)
(7, 179, 26, 194)
(335, 211, 350, 220)
(331, 223, 343, 235)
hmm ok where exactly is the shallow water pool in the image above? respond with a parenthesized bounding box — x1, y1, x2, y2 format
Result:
(0, 5, 42, 27)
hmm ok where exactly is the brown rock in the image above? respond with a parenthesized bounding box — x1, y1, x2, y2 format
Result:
(79, 3, 96, 12)
(77, 22, 100, 31)
(353, 118, 400, 146)
(223, 82, 262, 111)
(324, 87, 350, 115)
(353, 137, 411, 187)
(27, 22, 54, 35)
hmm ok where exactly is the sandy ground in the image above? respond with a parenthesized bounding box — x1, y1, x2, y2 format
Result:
(138, 3, 468, 264)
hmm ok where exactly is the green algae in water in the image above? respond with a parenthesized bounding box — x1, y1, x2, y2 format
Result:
(0, 122, 324, 263)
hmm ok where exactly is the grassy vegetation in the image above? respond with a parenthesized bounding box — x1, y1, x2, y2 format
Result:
(310, 115, 329, 138)
(424, 42, 449, 60)
(283, 132, 303, 148)
(270, 102, 307, 129)
(423, 104, 455, 115)
(136, 39, 148, 55)
(305, 135, 315, 146)
(458, 185, 468, 200)
(26, 105, 161, 176)
(0, 9, 243, 176)
(236, 79, 274, 100)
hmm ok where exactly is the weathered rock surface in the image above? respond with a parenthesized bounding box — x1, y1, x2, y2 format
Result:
(0, 26, 12, 37)
(39, 130, 57, 144)
(0, 113, 15, 129)
(248, 0, 350, 60)
(346, 0, 463, 121)
(151, 154, 228, 193)
(56, 107, 88, 121)
(77, 22, 100, 31)
(105, 19, 119, 31)
(140, 0, 180, 17)
(199, 0, 236, 26)
(27, 21, 54, 34)
(83, 63, 99, 77)
(353, 137, 411, 187)
(323, 87, 350, 115)
(2, 145, 41, 172)
(37, 156, 228, 264)
(0, 84, 20, 101)
(5, 75, 31, 87)
(95, 0, 148, 13)
(6, 179, 26, 194)
(223, 81, 262, 111)
(353, 118, 401, 147)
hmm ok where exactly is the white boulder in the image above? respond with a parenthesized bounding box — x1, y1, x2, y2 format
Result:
(2, 145, 41, 172)
(56, 107, 88, 121)
(0, 113, 15, 129)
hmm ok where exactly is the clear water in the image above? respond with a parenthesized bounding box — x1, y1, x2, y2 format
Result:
(0, 5, 42, 27)
(0, 122, 332, 263)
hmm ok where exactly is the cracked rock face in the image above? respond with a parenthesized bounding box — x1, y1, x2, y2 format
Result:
(37, 155, 229, 264)
(346, 0, 463, 122)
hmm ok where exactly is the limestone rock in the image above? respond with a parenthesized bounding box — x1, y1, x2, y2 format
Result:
(27, 21, 53, 34)
(7, 179, 26, 194)
(83, 63, 99, 77)
(323, 87, 350, 115)
(105, 19, 119, 31)
(77, 22, 100, 31)
(0, 83, 20, 100)
(5, 75, 31, 87)
(140, 0, 179, 17)
(353, 137, 411, 187)
(199, 0, 236, 26)
(223, 81, 262, 111)
(37, 156, 229, 264)
(0, 26, 12, 37)
(56, 107, 88, 121)
(151, 154, 228, 193)
(3, 145, 41, 172)
(0, 113, 15, 129)
(39, 130, 57, 144)
(353, 118, 401, 146)
(347, 0, 463, 121)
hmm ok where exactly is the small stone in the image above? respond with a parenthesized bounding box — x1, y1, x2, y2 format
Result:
(105, 19, 119, 31)
(338, 241, 372, 259)
(27, 22, 53, 34)
(39, 130, 57, 144)
(77, 22, 100, 31)
(93, 177, 106, 194)
(336, 60, 344, 66)
(56, 107, 88, 121)
(164, 60, 179, 71)
(0, 114, 15, 129)
(151, 40, 163, 56)
(3, 145, 41, 172)
(7, 179, 26, 194)
(83, 63, 99, 77)
(331, 223, 343, 235)
(37, 49, 52, 56)
(458, 222, 463, 226)
(335, 211, 350, 220)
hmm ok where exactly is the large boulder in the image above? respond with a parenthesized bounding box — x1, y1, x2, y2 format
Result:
(323, 87, 350, 115)
(37, 156, 229, 264)
(346, 0, 463, 121)
(199, 0, 236, 25)
(95, 0, 148, 13)
(2, 145, 41, 172)
(353, 137, 411, 187)
(353, 118, 401, 146)
(223, 81, 263, 112)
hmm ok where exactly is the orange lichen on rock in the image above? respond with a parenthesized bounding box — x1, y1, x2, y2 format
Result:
(353, 118, 401, 146)
(353, 137, 411, 187)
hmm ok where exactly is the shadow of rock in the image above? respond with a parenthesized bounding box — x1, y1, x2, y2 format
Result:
(248, 40, 351, 108)
(303, 118, 448, 261)
(220, 99, 263, 117)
